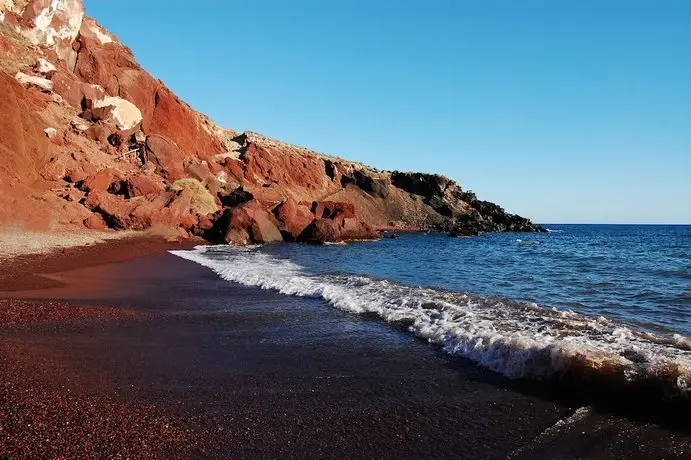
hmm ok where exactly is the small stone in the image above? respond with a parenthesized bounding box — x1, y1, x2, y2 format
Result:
(35, 58, 57, 76)
(71, 118, 91, 132)
(44, 127, 58, 139)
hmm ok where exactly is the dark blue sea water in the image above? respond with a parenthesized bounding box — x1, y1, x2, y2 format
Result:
(263, 224, 691, 335)
(172, 224, 691, 393)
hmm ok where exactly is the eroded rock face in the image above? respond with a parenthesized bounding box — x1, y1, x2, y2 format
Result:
(0, 72, 49, 224)
(0, 0, 542, 240)
(144, 135, 186, 180)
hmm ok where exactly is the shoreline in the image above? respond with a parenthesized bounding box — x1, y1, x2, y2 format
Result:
(1, 237, 689, 457)
(0, 231, 203, 292)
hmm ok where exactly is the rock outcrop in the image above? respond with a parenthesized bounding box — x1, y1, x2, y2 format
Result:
(0, 0, 544, 243)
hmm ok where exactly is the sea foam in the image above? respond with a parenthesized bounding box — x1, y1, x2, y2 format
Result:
(171, 245, 691, 396)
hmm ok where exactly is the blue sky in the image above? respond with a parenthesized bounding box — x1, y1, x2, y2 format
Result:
(84, 1, 690, 224)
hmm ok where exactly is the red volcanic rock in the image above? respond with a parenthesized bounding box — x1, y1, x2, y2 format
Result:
(81, 82, 107, 106)
(116, 71, 225, 160)
(74, 22, 138, 95)
(65, 162, 97, 183)
(340, 218, 380, 241)
(84, 191, 135, 227)
(85, 121, 117, 144)
(0, 72, 47, 187)
(145, 86, 224, 161)
(274, 197, 315, 240)
(213, 200, 283, 245)
(39, 157, 67, 182)
(82, 168, 122, 193)
(51, 70, 83, 108)
(298, 217, 379, 244)
(145, 135, 186, 180)
(85, 189, 197, 231)
(83, 212, 107, 230)
(74, 29, 224, 160)
(298, 219, 342, 244)
(125, 176, 164, 198)
(185, 160, 220, 197)
(52, 69, 108, 109)
(241, 142, 333, 198)
(312, 201, 356, 221)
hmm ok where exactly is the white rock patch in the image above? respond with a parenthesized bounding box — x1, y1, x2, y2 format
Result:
(35, 58, 57, 75)
(20, 0, 84, 50)
(15, 72, 53, 92)
(44, 127, 57, 138)
(92, 96, 143, 131)
(88, 21, 113, 44)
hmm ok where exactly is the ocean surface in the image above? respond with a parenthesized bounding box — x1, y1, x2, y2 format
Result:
(172, 224, 691, 396)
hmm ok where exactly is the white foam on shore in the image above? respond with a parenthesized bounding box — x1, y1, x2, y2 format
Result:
(171, 245, 691, 395)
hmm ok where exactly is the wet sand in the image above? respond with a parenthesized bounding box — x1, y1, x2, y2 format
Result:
(1, 242, 690, 458)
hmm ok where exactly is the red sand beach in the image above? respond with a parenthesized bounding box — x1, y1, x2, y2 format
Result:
(1, 237, 689, 458)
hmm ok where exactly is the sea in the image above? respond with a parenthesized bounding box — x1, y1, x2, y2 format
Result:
(171, 224, 691, 397)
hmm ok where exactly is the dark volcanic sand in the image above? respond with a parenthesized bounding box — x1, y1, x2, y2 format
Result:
(1, 246, 690, 458)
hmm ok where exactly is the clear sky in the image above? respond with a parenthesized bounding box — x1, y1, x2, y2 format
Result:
(84, 0, 690, 224)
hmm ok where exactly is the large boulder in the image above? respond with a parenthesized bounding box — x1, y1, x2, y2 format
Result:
(14, 72, 52, 92)
(274, 197, 314, 240)
(90, 96, 142, 130)
(298, 217, 379, 244)
(84, 189, 198, 231)
(340, 218, 380, 241)
(298, 219, 342, 244)
(169, 178, 218, 216)
(311, 201, 355, 221)
(209, 200, 283, 245)
(81, 168, 122, 193)
(125, 175, 165, 198)
(144, 134, 186, 180)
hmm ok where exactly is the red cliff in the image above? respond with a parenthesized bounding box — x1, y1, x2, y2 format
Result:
(0, 0, 543, 243)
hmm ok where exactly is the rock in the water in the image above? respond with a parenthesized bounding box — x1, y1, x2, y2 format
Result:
(209, 200, 283, 245)
(274, 197, 314, 240)
(298, 218, 342, 244)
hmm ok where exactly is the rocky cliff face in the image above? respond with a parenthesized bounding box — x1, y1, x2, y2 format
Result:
(0, 0, 544, 243)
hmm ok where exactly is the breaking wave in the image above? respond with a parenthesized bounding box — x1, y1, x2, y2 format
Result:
(171, 245, 691, 398)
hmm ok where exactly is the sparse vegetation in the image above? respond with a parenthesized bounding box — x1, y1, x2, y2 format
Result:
(170, 178, 218, 216)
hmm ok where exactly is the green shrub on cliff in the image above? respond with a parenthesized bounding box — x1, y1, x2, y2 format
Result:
(170, 178, 218, 216)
